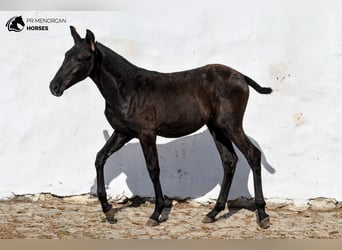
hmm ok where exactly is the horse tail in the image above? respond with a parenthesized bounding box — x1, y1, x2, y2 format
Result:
(244, 75, 272, 94)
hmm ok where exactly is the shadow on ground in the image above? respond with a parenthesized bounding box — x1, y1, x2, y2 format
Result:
(90, 129, 275, 203)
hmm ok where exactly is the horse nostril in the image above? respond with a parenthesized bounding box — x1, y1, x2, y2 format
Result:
(52, 85, 60, 94)
(50, 82, 62, 96)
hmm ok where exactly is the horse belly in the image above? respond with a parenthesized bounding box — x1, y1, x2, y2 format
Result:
(156, 103, 209, 138)
(157, 122, 205, 138)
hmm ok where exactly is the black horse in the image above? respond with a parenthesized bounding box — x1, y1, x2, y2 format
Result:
(50, 26, 272, 228)
(6, 16, 25, 32)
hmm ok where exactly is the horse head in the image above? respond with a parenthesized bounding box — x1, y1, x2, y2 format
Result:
(50, 26, 96, 97)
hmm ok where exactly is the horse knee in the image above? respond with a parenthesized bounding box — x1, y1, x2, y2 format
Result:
(222, 154, 238, 174)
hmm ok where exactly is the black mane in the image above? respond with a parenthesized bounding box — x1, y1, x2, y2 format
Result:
(95, 42, 142, 78)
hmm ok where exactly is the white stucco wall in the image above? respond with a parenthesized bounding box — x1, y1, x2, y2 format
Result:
(0, 11, 341, 202)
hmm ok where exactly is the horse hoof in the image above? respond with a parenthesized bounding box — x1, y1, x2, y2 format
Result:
(105, 208, 117, 224)
(257, 216, 270, 229)
(145, 218, 159, 227)
(202, 215, 215, 223)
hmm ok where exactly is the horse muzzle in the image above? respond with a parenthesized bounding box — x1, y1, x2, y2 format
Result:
(49, 81, 64, 97)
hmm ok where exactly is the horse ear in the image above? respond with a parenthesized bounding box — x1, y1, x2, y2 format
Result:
(86, 29, 96, 52)
(70, 26, 81, 44)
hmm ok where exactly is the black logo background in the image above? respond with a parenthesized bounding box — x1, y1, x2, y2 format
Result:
(6, 16, 25, 32)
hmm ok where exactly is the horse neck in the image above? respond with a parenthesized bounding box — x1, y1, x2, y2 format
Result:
(90, 43, 140, 104)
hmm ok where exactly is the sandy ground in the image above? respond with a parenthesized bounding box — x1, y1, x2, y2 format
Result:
(0, 195, 341, 239)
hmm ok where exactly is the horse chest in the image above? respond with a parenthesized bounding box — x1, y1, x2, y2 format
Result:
(105, 103, 144, 137)
(104, 105, 135, 135)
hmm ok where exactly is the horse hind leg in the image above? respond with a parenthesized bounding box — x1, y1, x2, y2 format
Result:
(228, 127, 270, 229)
(202, 124, 238, 223)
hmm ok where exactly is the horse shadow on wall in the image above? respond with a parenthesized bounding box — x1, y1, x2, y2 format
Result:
(90, 129, 275, 201)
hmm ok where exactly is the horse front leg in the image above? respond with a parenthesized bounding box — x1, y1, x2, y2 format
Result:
(95, 131, 131, 223)
(139, 132, 165, 226)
